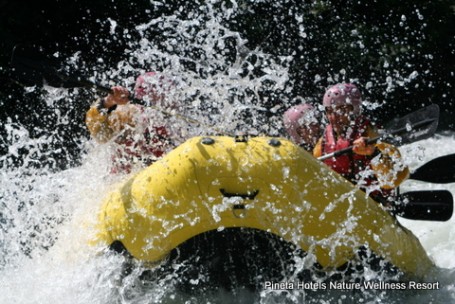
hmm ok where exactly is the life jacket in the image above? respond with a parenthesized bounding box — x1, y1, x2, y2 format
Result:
(111, 125, 170, 174)
(321, 117, 373, 182)
(317, 117, 404, 207)
(86, 103, 172, 174)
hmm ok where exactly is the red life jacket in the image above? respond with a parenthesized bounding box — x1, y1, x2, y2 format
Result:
(321, 117, 395, 204)
(321, 117, 372, 181)
(110, 105, 172, 174)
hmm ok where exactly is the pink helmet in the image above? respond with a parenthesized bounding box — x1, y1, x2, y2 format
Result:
(322, 83, 362, 115)
(134, 72, 173, 103)
(283, 103, 320, 143)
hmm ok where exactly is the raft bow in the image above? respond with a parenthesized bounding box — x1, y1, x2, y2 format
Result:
(93, 136, 433, 277)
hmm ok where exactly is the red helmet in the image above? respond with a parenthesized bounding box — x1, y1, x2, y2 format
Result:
(283, 103, 321, 144)
(322, 83, 362, 115)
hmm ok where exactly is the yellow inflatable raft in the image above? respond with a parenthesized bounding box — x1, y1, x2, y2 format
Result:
(93, 136, 433, 277)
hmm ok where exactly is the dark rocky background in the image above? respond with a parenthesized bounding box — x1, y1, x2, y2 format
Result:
(1, 0, 454, 170)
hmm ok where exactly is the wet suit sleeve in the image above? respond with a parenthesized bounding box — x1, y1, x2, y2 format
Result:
(371, 142, 410, 189)
(366, 125, 409, 189)
(85, 99, 114, 143)
(312, 138, 323, 158)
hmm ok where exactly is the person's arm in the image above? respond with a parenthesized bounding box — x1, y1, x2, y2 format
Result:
(370, 142, 410, 189)
(312, 137, 323, 158)
(85, 86, 131, 143)
(352, 124, 409, 188)
(352, 124, 379, 156)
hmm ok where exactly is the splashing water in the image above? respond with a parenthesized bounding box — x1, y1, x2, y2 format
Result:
(1, 2, 455, 303)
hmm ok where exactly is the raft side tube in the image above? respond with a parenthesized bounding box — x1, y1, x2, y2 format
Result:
(93, 136, 433, 278)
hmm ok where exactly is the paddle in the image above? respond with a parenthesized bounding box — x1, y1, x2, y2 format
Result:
(10, 45, 209, 127)
(10, 45, 107, 91)
(383, 104, 439, 146)
(317, 104, 439, 161)
(409, 153, 455, 184)
(396, 190, 453, 221)
(392, 153, 455, 221)
(393, 154, 455, 221)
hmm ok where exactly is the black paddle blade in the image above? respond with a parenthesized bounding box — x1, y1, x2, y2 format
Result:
(396, 190, 453, 221)
(383, 104, 439, 146)
(410, 154, 455, 184)
(11, 45, 68, 87)
(10, 45, 104, 90)
(318, 105, 440, 161)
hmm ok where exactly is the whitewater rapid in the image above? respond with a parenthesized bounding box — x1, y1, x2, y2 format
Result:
(399, 135, 455, 269)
